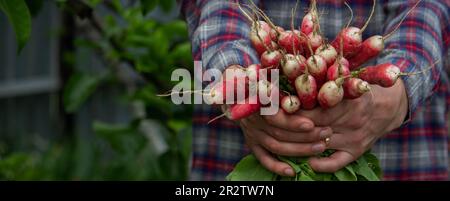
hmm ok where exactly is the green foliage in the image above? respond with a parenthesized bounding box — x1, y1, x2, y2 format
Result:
(140, 0, 159, 15)
(0, 0, 32, 52)
(0, 0, 193, 180)
(63, 72, 105, 113)
(226, 155, 274, 181)
(227, 151, 382, 181)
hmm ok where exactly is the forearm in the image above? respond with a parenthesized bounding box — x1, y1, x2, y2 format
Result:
(376, 0, 449, 123)
(181, 0, 260, 72)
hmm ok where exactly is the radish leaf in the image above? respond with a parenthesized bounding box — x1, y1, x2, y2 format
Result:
(334, 166, 357, 181)
(226, 154, 274, 181)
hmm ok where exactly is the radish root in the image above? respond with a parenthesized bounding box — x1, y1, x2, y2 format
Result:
(208, 113, 226, 124)
(360, 0, 376, 33)
(344, 2, 353, 29)
(383, 0, 423, 40)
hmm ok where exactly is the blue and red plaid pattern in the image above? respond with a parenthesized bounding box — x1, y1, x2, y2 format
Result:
(181, 0, 450, 181)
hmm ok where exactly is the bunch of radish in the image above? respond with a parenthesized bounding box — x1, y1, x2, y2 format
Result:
(204, 0, 426, 122)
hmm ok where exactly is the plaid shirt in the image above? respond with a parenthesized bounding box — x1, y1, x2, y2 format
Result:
(181, 0, 450, 180)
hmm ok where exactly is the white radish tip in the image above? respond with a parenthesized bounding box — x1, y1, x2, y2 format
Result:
(346, 27, 363, 41)
(387, 65, 401, 79)
(282, 96, 301, 113)
(368, 35, 385, 51)
(358, 81, 371, 92)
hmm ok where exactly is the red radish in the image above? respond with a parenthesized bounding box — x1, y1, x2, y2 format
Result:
(331, 0, 376, 58)
(327, 62, 350, 81)
(273, 26, 285, 40)
(208, 100, 261, 123)
(245, 0, 282, 40)
(250, 28, 272, 55)
(281, 95, 301, 114)
(222, 100, 261, 121)
(270, 41, 279, 50)
(334, 57, 350, 68)
(236, 2, 273, 55)
(295, 74, 318, 109)
(261, 49, 283, 69)
(358, 63, 401, 87)
(257, 79, 275, 105)
(278, 30, 303, 54)
(300, 0, 318, 35)
(301, 12, 314, 35)
(318, 78, 345, 109)
(306, 55, 328, 86)
(205, 77, 249, 105)
(259, 21, 272, 36)
(331, 26, 363, 58)
(259, 21, 283, 42)
(307, 32, 323, 51)
(246, 64, 261, 81)
(315, 44, 338, 66)
(281, 54, 306, 81)
(348, 35, 384, 69)
(348, 0, 423, 69)
(343, 78, 371, 99)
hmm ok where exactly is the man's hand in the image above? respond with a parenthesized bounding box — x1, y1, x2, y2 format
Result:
(297, 79, 409, 173)
(239, 109, 333, 177)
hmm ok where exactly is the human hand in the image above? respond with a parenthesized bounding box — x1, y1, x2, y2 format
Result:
(238, 109, 333, 177)
(297, 79, 409, 172)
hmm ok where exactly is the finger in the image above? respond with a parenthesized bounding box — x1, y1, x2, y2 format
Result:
(263, 109, 315, 132)
(324, 132, 368, 151)
(296, 105, 347, 126)
(268, 126, 333, 143)
(259, 134, 326, 156)
(308, 150, 355, 173)
(324, 133, 346, 150)
(251, 144, 296, 177)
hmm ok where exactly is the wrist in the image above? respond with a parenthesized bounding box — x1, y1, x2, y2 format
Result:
(387, 79, 409, 131)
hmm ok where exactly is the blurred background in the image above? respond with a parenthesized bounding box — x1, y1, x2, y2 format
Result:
(0, 0, 193, 180)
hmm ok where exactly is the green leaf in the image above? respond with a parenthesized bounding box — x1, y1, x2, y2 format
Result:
(364, 152, 382, 179)
(278, 156, 301, 174)
(299, 163, 316, 177)
(353, 155, 380, 181)
(169, 42, 192, 66)
(226, 155, 274, 181)
(334, 166, 357, 181)
(0, 0, 32, 52)
(297, 172, 314, 181)
(162, 20, 188, 40)
(168, 120, 189, 133)
(315, 173, 333, 181)
(140, 0, 159, 15)
(63, 73, 102, 113)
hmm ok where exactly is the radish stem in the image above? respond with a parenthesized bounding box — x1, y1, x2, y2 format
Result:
(360, 0, 376, 33)
(383, 0, 422, 39)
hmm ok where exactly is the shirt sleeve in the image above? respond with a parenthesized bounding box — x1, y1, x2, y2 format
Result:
(376, 0, 450, 123)
(181, 0, 260, 72)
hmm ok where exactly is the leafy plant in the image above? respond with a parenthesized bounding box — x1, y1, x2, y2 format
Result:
(227, 151, 382, 181)
(0, 0, 193, 180)
(0, 0, 31, 52)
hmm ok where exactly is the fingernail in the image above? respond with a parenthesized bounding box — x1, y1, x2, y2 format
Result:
(284, 168, 295, 176)
(319, 128, 331, 139)
(312, 143, 325, 153)
(300, 123, 313, 130)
